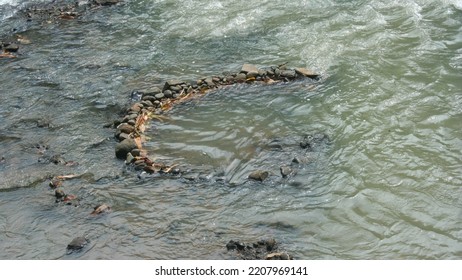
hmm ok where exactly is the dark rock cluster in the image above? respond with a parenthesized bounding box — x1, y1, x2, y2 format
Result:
(226, 238, 293, 260)
(19, 0, 122, 22)
(0, 39, 21, 58)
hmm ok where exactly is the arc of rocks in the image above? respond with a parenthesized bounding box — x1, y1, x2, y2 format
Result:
(114, 64, 321, 174)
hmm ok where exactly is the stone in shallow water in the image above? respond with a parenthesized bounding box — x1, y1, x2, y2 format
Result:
(154, 92, 165, 100)
(204, 77, 215, 87)
(4, 43, 19, 53)
(280, 166, 292, 178)
(279, 69, 296, 79)
(241, 64, 259, 76)
(115, 138, 137, 160)
(94, 0, 120, 6)
(235, 73, 247, 82)
(55, 189, 65, 199)
(295, 67, 319, 78)
(248, 170, 269, 182)
(67, 236, 88, 251)
(143, 87, 161, 96)
(117, 123, 135, 134)
(292, 156, 308, 164)
(163, 80, 183, 91)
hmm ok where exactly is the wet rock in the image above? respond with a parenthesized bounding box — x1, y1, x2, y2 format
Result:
(55, 189, 66, 199)
(204, 77, 215, 87)
(279, 69, 296, 79)
(125, 152, 135, 164)
(280, 166, 292, 178)
(299, 137, 312, 149)
(143, 165, 158, 174)
(235, 73, 247, 82)
(49, 178, 63, 188)
(93, 0, 120, 6)
(295, 67, 319, 78)
(164, 80, 183, 91)
(130, 149, 142, 157)
(134, 159, 146, 166)
(116, 123, 135, 134)
(144, 87, 162, 96)
(142, 95, 156, 102)
(266, 142, 283, 150)
(265, 238, 277, 251)
(183, 173, 199, 181)
(154, 92, 165, 100)
(141, 100, 154, 107)
(292, 156, 308, 164)
(133, 159, 147, 171)
(226, 238, 291, 260)
(130, 103, 143, 112)
(226, 240, 246, 251)
(248, 170, 269, 182)
(55, 189, 78, 205)
(50, 154, 66, 165)
(300, 135, 313, 150)
(126, 113, 138, 121)
(36, 119, 51, 128)
(170, 85, 182, 93)
(225, 75, 235, 83)
(241, 64, 259, 76)
(117, 132, 130, 141)
(35, 143, 49, 154)
(265, 252, 292, 260)
(163, 90, 173, 98)
(4, 43, 19, 53)
(115, 138, 137, 160)
(67, 236, 88, 252)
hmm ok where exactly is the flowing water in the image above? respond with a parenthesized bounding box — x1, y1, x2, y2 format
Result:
(1, 0, 461, 259)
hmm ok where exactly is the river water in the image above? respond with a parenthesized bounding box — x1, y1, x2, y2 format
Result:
(1, 0, 461, 259)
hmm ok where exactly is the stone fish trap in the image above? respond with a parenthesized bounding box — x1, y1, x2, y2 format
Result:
(114, 63, 323, 179)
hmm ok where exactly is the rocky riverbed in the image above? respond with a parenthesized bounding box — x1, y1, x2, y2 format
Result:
(1, 0, 122, 58)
